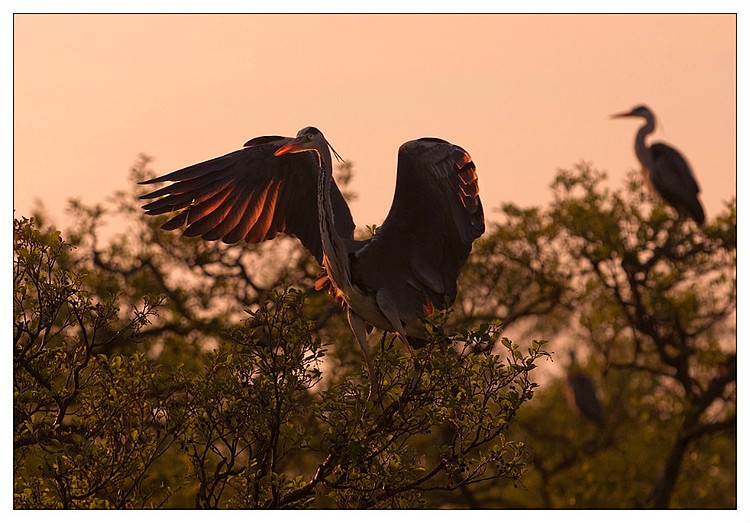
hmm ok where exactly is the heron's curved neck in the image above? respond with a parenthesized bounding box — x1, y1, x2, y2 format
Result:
(316, 149, 351, 285)
(635, 116, 656, 171)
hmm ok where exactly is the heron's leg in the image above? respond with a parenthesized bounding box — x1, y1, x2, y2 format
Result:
(374, 288, 410, 349)
(347, 309, 378, 401)
(375, 289, 424, 394)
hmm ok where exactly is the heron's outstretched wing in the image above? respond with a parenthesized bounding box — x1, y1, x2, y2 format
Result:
(650, 143, 705, 224)
(139, 135, 355, 263)
(352, 138, 485, 311)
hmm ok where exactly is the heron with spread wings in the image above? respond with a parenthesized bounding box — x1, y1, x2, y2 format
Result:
(139, 127, 485, 398)
(611, 105, 705, 224)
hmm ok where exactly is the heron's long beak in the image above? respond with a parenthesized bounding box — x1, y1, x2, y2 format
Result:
(274, 137, 307, 156)
(610, 110, 633, 119)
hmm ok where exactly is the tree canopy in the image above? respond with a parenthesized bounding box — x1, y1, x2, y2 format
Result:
(14, 157, 736, 508)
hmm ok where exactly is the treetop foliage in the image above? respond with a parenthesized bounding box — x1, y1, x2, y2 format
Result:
(14, 158, 735, 508)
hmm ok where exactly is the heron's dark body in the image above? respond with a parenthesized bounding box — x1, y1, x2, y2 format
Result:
(317, 139, 484, 338)
(647, 143, 705, 224)
(566, 373, 604, 426)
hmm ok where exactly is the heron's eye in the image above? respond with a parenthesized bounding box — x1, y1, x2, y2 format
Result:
(307, 133, 314, 140)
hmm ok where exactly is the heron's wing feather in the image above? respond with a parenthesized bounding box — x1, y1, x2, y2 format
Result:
(650, 143, 705, 224)
(139, 136, 355, 263)
(353, 138, 484, 310)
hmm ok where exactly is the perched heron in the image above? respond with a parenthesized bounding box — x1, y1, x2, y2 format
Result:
(611, 105, 705, 224)
(564, 351, 604, 426)
(139, 127, 485, 398)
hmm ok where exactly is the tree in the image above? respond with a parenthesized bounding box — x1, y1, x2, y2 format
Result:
(13, 158, 547, 508)
(454, 165, 736, 508)
(14, 157, 735, 509)
(13, 217, 176, 508)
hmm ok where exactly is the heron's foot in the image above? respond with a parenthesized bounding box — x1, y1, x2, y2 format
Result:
(364, 361, 382, 403)
(406, 361, 424, 395)
(366, 379, 380, 402)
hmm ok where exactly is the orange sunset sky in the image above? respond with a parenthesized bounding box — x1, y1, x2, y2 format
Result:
(6, 8, 747, 516)
(12, 13, 737, 233)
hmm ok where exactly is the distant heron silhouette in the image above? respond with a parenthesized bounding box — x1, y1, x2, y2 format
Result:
(140, 127, 484, 398)
(612, 105, 705, 224)
(565, 351, 604, 426)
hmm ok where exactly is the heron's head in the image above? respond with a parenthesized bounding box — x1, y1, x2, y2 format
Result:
(274, 127, 343, 163)
(610, 105, 653, 120)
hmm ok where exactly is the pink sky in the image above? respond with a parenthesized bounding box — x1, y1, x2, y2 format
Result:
(13, 14, 736, 231)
